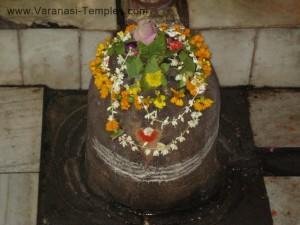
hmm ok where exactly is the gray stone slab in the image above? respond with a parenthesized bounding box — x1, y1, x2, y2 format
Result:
(0, 173, 39, 225)
(202, 29, 255, 86)
(251, 28, 300, 87)
(80, 31, 111, 89)
(0, 88, 43, 172)
(249, 90, 300, 147)
(0, 0, 117, 30)
(264, 177, 300, 225)
(20, 29, 80, 89)
(0, 30, 22, 85)
(188, 0, 300, 29)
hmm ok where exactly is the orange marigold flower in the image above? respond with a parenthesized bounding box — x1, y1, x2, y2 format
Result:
(105, 118, 119, 132)
(120, 90, 130, 110)
(201, 59, 212, 77)
(183, 28, 191, 37)
(125, 24, 137, 33)
(186, 80, 198, 96)
(193, 98, 214, 111)
(195, 45, 211, 59)
(170, 88, 185, 106)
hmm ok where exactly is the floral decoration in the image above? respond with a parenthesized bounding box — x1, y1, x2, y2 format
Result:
(90, 20, 214, 157)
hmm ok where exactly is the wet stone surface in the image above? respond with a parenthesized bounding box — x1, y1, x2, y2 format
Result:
(37, 88, 274, 225)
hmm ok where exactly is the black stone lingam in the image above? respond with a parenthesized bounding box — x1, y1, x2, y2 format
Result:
(85, 70, 223, 212)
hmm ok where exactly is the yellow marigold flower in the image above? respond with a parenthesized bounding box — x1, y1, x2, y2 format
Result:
(94, 74, 112, 99)
(193, 98, 214, 111)
(96, 43, 107, 57)
(160, 23, 168, 31)
(128, 85, 141, 95)
(174, 24, 181, 32)
(120, 90, 130, 110)
(125, 24, 137, 33)
(170, 88, 185, 106)
(105, 118, 119, 132)
(153, 94, 166, 109)
(143, 96, 152, 108)
(186, 80, 198, 96)
(89, 58, 102, 75)
(134, 96, 143, 110)
(145, 70, 163, 88)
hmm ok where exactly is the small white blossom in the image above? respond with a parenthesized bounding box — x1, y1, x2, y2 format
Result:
(176, 135, 186, 143)
(153, 150, 160, 157)
(132, 146, 138, 151)
(170, 142, 178, 151)
(188, 119, 199, 128)
(191, 111, 202, 119)
(170, 58, 179, 66)
(117, 55, 125, 65)
(171, 118, 178, 126)
(144, 149, 152, 156)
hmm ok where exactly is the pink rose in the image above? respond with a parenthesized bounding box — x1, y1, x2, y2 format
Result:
(133, 20, 157, 45)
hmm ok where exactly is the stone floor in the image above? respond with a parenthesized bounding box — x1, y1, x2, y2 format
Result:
(0, 87, 299, 225)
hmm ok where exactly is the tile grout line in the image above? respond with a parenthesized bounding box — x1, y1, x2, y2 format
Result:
(17, 29, 25, 85)
(248, 29, 259, 85)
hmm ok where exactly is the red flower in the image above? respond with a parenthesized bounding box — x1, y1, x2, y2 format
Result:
(167, 38, 183, 52)
(136, 127, 159, 143)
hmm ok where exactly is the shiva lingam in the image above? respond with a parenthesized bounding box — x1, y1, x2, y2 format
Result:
(85, 20, 222, 212)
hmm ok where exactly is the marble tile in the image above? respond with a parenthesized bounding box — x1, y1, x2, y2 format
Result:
(0, 88, 43, 172)
(264, 177, 300, 225)
(188, 0, 300, 29)
(249, 90, 300, 147)
(0, 0, 117, 30)
(80, 31, 111, 89)
(202, 29, 255, 86)
(0, 173, 39, 225)
(251, 29, 300, 87)
(20, 29, 80, 89)
(0, 30, 22, 85)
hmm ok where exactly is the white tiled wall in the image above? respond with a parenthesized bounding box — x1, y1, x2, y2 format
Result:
(202, 29, 255, 86)
(0, 30, 22, 85)
(251, 29, 300, 87)
(20, 29, 80, 89)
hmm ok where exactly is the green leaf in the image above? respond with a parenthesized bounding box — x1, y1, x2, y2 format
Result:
(160, 63, 170, 74)
(179, 50, 196, 74)
(111, 129, 124, 140)
(138, 31, 166, 60)
(144, 56, 160, 73)
(107, 41, 125, 56)
(126, 56, 143, 78)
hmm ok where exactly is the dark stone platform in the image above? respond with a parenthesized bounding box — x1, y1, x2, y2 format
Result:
(37, 88, 274, 225)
